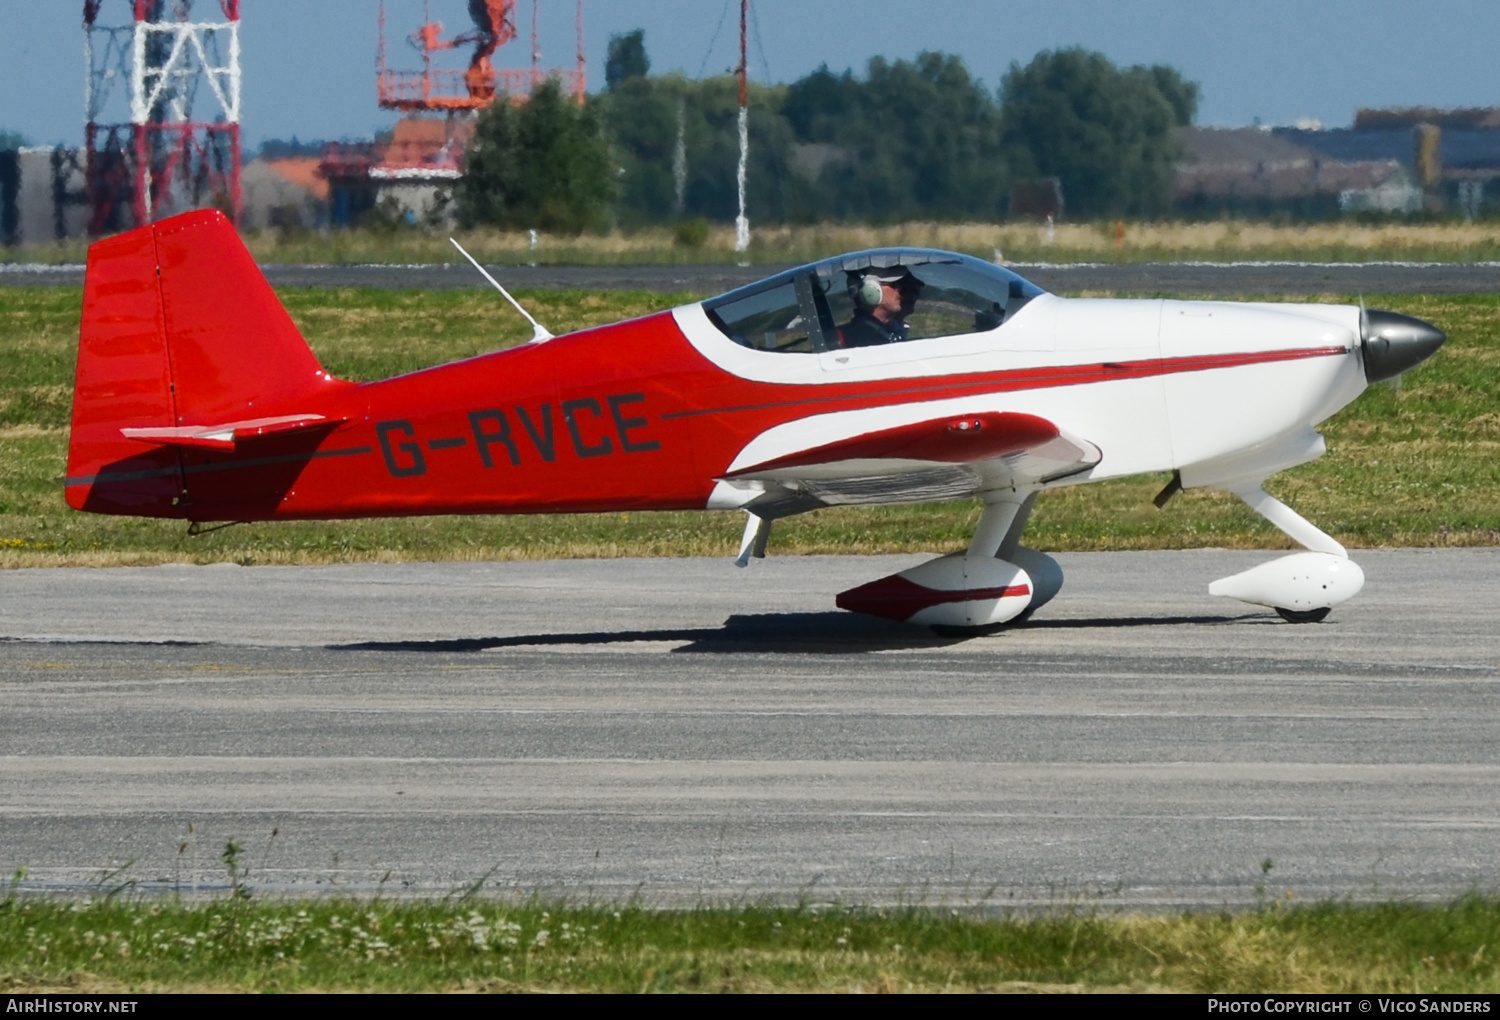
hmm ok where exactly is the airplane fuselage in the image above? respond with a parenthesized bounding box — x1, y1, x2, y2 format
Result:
(69, 295, 1366, 523)
(66, 215, 1445, 627)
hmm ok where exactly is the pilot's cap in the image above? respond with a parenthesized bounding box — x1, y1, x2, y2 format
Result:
(849, 267, 924, 303)
(863, 267, 923, 288)
(849, 266, 923, 307)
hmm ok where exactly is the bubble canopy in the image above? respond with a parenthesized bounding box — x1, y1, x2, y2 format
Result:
(701, 248, 1048, 355)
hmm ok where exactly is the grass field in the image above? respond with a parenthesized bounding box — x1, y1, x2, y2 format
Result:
(4, 894, 1500, 993)
(1, 285, 1496, 568)
(12, 219, 1500, 267)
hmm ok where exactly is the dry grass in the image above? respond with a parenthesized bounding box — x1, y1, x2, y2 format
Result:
(997, 219, 1500, 261)
(12, 219, 1500, 267)
(241, 219, 1500, 266)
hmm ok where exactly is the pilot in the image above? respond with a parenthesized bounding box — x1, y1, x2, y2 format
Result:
(839, 267, 923, 347)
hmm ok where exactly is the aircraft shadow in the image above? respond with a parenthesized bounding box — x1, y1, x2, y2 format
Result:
(333, 612, 950, 655)
(330, 609, 1263, 655)
(1017, 612, 1263, 630)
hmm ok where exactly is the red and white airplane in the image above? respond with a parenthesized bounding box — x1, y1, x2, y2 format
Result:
(67, 210, 1444, 628)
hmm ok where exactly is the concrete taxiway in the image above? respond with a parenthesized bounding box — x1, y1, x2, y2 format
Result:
(2, 550, 1498, 907)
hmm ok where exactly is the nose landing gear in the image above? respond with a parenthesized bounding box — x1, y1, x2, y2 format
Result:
(1208, 482, 1364, 623)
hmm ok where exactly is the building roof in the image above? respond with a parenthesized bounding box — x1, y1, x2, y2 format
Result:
(1173, 127, 1408, 201)
(1175, 126, 1323, 167)
(260, 157, 329, 200)
(1355, 107, 1500, 130)
(1277, 126, 1500, 172)
(383, 117, 475, 167)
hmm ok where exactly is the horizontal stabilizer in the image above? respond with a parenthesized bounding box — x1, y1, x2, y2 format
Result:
(121, 414, 345, 451)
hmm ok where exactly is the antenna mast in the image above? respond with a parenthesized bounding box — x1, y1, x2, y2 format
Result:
(575, 0, 586, 102)
(734, 0, 749, 254)
(530, 0, 540, 88)
(83, 0, 243, 234)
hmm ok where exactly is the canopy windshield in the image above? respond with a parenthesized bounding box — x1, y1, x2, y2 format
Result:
(702, 249, 1047, 354)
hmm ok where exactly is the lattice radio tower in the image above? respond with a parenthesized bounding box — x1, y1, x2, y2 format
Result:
(84, 1, 242, 234)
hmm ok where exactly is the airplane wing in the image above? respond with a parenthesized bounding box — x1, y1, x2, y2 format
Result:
(724, 411, 1101, 514)
(121, 414, 346, 452)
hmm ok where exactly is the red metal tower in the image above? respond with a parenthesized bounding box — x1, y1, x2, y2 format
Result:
(83, 0, 243, 234)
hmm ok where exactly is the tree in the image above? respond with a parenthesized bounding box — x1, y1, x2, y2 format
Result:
(1148, 65, 1199, 127)
(676, 77, 801, 225)
(999, 49, 1195, 218)
(605, 30, 649, 89)
(782, 65, 860, 144)
(600, 74, 801, 226)
(598, 74, 680, 224)
(784, 53, 1009, 222)
(458, 80, 616, 233)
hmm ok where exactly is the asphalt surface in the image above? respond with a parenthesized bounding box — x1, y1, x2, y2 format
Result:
(6, 260, 1500, 294)
(3, 549, 1498, 908)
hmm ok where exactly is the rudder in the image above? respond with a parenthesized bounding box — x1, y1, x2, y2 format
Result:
(66, 210, 345, 516)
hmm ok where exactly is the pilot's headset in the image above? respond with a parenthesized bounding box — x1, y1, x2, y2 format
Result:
(851, 271, 890, 309)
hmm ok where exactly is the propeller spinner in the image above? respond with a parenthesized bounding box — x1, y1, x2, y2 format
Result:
(1361, 309, 1446, 383)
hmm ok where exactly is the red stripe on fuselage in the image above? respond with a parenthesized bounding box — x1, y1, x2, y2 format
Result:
(662, 345, 1350, 421)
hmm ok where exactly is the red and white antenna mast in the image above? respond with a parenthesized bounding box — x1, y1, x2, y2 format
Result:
(734, 0, 749, 253)
(83, 0, 243, 234)
(575, 0, 586, 102)
(530, 0, 541, 88)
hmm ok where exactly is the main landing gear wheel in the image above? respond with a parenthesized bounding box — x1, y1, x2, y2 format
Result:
(1275, 606, 1331, 624)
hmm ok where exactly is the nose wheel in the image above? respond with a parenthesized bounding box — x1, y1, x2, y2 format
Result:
(1275, 606, 1331, 624)
(1205, 482, 1363, 623)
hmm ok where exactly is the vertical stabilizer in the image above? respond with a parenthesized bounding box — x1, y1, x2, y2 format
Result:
(66, 210, 347, 516)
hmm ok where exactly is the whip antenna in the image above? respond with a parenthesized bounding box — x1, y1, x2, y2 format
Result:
(449, 238, 554, 342)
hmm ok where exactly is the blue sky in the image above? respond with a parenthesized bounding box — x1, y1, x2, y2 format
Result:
(3, 0, 1499, 147)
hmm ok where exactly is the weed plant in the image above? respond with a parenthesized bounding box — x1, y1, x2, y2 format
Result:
(1, 286, 1496, 567)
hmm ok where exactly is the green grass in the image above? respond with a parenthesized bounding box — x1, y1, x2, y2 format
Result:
(2, 286, 1497, 567)
(3, 895, 1499, 992)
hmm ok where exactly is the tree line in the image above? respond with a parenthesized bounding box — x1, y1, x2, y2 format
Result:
(457, 32, 1198, 233)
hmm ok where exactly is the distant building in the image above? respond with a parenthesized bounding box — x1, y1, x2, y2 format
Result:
(1353, 107, 1500, 131)
(1278, 108, 1500, 217)
(0, 147, 89, 245)
(319, 117, 471, 227)
(1172, 127, 1415, 218)
(240, 157, 330, 231)
(1338, 177, 1424, 214)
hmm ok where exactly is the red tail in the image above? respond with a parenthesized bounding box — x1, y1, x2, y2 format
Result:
(66, 210, 347, 516)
